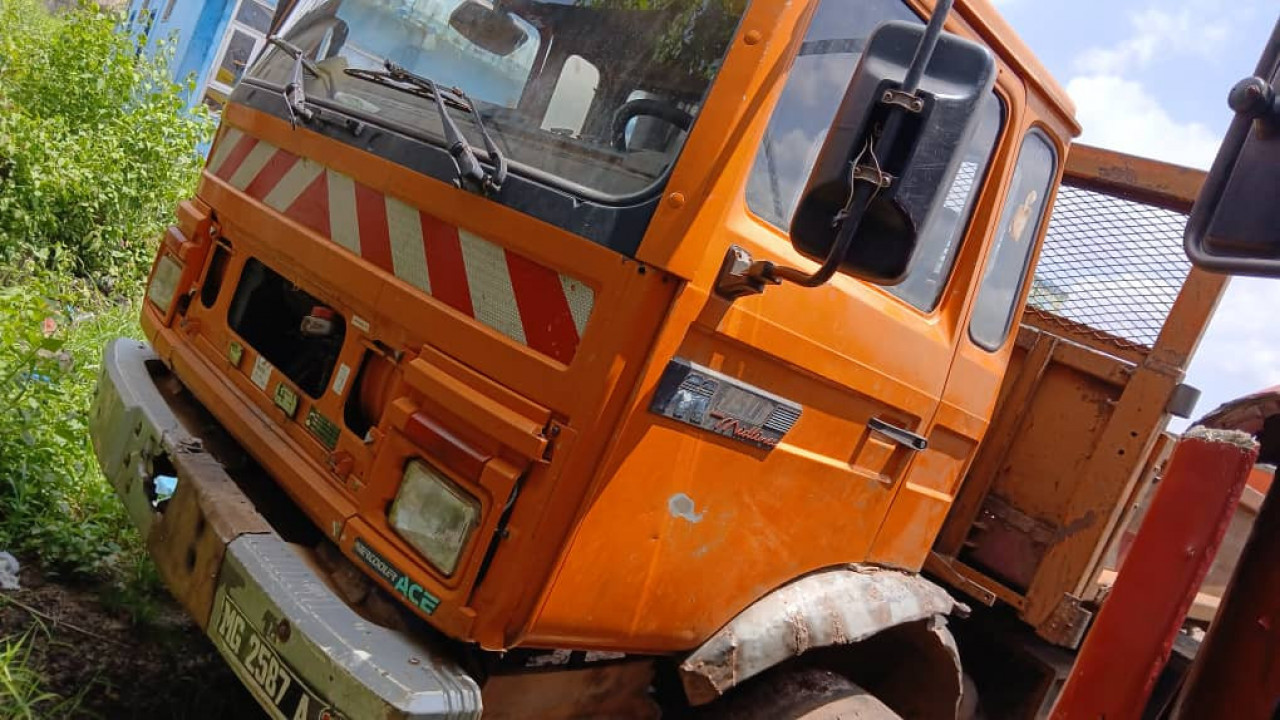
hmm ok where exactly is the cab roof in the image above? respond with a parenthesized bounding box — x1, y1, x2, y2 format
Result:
(957, 0, 1081, 137)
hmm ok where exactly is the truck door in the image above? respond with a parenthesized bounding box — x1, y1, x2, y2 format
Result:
(725, 0, 1012, 573)
(532, 0, 1017, 646)
(869, 127, 1063, 570)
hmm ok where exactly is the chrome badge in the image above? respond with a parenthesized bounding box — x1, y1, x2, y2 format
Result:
(650, 359, 801, 450)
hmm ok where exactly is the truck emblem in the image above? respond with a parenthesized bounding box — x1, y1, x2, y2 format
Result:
(650, 359, 801, 451)
(353, 538, 440, 614)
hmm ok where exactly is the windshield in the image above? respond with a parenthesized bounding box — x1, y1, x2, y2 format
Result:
(247, 0, 745, 197)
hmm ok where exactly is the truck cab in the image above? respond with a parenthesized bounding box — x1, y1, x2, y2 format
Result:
(90, 0, 1082, 716)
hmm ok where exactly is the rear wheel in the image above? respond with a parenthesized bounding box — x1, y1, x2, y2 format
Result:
(704, 667, 901, 720)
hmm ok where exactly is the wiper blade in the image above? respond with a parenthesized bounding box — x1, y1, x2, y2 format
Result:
(266, 36, 320, 128)
(343, 62, 507, 195)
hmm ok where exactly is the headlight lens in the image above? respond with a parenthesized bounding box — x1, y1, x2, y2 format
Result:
(389, 460, 480, 576)
(146, 254, 183, 314)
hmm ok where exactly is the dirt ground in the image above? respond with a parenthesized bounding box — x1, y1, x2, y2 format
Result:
(0, 565, 266, 719)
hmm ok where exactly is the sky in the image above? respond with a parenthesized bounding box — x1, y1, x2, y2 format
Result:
(991, 0, 1278, 429)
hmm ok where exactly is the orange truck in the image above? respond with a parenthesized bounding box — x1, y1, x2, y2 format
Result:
(86, 0, 1222, 717)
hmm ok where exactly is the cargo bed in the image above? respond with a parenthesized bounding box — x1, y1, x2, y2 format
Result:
(928, 146, 1223, 648)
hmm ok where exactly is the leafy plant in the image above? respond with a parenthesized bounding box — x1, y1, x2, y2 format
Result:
(0, 0, 211, 608)
(0, 279, 143, 581)
(0, 0, 214, 294)
(98, 550, 167, 628)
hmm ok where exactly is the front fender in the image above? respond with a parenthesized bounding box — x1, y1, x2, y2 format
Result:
(678, 566, 964, 706)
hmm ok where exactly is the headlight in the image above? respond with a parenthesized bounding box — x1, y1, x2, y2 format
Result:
(389, 460, 480, 576)
(146, 254, 183, 314)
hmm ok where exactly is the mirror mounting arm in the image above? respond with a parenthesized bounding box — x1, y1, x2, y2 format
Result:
(715, 177, 880, 299)
(1228, 76, 1280, 123)
(714, 0, 953, 300)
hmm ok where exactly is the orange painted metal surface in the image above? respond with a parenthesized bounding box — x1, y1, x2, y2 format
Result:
(138, 0, 1080, 658)
(1049, 431, 1258, 720)
(145, 102, 679, 647)
(529, 26, 1077, 652)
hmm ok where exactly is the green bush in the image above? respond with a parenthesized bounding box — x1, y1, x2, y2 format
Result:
(0, 0, 214, 292)
(0, 281, 142, 580)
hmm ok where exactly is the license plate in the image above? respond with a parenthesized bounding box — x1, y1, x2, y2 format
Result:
(213, 595, 339, 720)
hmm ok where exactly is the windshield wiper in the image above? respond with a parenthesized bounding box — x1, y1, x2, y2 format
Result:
(343, 62, 508, 195)
(266, 36, 320, 128)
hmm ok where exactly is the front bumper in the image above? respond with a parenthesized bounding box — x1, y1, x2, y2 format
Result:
(89, 338, 482, 720)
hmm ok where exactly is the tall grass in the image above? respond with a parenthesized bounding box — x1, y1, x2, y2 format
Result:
(0, 0, 210, 644)
(0, 631, 90, 719)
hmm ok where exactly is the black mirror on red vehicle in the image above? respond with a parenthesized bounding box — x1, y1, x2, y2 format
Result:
(790, 20, 996, 283)
(449, 0, 528, 57)
(1185, 17, 1280, 277)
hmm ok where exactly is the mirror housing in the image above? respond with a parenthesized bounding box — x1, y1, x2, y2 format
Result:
(789, 21, 996, 284)
(449, 0, 528, 57)
(1185, 17, 1280, 276)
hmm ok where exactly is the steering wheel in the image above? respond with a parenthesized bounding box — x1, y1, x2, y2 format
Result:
(610, 99, 693, 152)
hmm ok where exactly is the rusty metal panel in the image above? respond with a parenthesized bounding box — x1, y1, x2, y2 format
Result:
(1059, 144, 1208, 213)
(1050, 429, 1258, 719)
(935, 327, 1057, 556)
(963, 495, 1069, 592)
(1021, 266, 1227, 634)
(1084, 431, 1176, 603)
(986, 362, 1124, 519)
(932, 146, 1227, 646)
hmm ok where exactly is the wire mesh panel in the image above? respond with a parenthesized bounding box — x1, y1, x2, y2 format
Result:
(1027, 183, 1192, 350)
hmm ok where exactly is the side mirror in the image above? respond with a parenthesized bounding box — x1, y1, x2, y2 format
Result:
(449, 0, 528, 57)
(1184, 17, 1280, 276)
(790, 20, 996, 283)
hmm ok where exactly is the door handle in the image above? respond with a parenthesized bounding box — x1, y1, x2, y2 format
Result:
(868, 417, 928, 451)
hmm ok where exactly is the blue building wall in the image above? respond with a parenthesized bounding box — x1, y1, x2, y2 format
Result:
(125, 0, 235, 108)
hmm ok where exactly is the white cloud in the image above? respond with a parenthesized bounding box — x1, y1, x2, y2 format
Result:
(1073, 6, 1229, 76)
(1175, 278, 1280, 428)
(1066, 74, 1221, 169)
(1062, 2, 1228, 169)
(1056, 1, 1268, 430)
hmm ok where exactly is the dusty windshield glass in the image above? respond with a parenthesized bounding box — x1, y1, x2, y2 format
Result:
(248, 0, 745, 197)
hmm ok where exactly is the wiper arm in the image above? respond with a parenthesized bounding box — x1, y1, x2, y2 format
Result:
(266, 36, 320, 128)
(343, 61, 507, 195)
(434, 79, 509, 196)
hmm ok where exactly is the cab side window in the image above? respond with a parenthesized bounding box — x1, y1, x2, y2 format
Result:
(887, 95, 1004, 310)
(745, 0, 915, 228)
(542, 56, 600, 137)
(744, 0, 1004, 311)
(969, 131, 1057, 350)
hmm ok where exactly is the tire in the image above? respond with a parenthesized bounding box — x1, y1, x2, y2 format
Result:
(702, 667, 902, 720)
